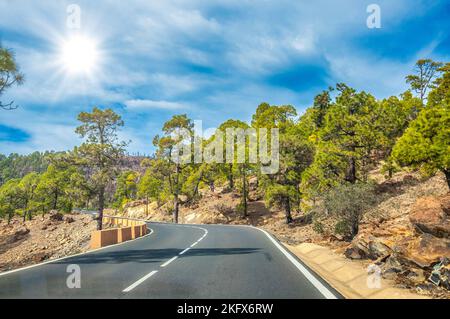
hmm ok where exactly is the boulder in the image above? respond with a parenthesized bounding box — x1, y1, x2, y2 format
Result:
(9, 228, 30, 243)
(64, 216, 75, 224)
(405, 268, 426, 285)
(394, 233, 450, 268)
(381, 256, 405, 280)
(348, 235, 393, 260)
(344, 247, 366, 260)
(49, 211, 64, 222)
(409, 194, 450, 238)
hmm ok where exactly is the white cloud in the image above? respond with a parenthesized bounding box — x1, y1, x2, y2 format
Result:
(125, 99, 189, 110)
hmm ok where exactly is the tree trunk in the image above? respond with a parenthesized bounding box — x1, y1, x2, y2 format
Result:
(193, 169, 204, 198)
(228, 164, 234, 189)
(97, 187, 105, 230)
(346, 157, 357, 184)
(173, 195, 179, 224)
(145, 196, 149, 215)
(444, 169, 450, 190)
(242, 166, 248, 218)
(350, 220, 359, 240)
(173, 164, 180, 224)
(284, 197, 293, 224)
(53, 191, 58, 210)
(23, 199, 29, 223)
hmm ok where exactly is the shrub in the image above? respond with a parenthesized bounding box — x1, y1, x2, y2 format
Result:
(324, 182, 377, 240)
(313, 221, 325, 234)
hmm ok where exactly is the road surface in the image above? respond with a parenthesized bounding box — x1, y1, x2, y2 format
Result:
(0, 222, 342, 299)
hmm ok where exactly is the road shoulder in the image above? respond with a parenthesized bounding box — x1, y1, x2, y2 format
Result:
(284, 242, 429, 299)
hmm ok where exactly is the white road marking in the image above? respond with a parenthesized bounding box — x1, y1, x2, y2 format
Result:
(161, 256, 178, 268)
(179, 248, 190, 255)
(122, 270, 158, 292)
(256, 227, 338, 299)
(122, 224, 208, 293)
(0, 223, 154, 277)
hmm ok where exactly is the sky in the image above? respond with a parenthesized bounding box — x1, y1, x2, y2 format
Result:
(0, 0, 449, 155)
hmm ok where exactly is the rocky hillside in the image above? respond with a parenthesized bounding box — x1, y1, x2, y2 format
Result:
(118, 170, 450, 298)
(0, 212, 97, 272)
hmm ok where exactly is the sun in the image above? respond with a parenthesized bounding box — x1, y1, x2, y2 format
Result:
(60, 35, 99, 75)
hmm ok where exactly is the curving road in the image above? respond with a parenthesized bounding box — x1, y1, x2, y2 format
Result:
(0, 222, 342, 299)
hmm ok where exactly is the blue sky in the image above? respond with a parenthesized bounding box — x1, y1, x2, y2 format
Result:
(0, 0, 448, 155)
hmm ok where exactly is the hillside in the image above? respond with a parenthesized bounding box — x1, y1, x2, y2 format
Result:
(0, 212, 97, 272)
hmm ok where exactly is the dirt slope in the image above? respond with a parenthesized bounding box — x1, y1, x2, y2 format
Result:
(0, 212, 97, 272)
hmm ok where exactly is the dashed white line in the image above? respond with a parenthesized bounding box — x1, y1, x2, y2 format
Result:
(161, 256, 178, 268)
(122, 270, 158, 292)
(179, 248, 190, 255)
(122, 225, 208, 293)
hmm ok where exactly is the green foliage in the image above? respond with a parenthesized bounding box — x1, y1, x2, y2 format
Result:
(0, 179, 22, 222)
(324, 182, 377, 240)
(392, 64, 450, 188)
(0, 45, 24, 109)
(114, 171, 138, 208)
(0, 152, 50, 186)
(312, 220, 325, 234)
(71, 107, 127, 229)
(406, 59, 443, 103)
(137, 169, 163, 207)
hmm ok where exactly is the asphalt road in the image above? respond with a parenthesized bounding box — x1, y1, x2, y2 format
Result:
(0, 222, 342, 299)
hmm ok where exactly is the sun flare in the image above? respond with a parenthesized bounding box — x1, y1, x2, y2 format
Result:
(60, 35, 99, 75)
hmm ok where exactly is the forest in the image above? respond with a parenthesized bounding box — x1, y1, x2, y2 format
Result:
(0, 59, 449, 241)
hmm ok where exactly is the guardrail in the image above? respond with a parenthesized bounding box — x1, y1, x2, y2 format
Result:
(90, 216, 148, 249)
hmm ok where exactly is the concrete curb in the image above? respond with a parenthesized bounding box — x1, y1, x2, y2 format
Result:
(284, 242, 429, 299)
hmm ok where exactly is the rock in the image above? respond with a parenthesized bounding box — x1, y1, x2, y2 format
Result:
(402, 174, 418, 185)
(428, 258, 450, 290)
(344, 247, 366, 260)
(394, 233, 450, 268)
(49, 211, 64, 222)
(349, 235, 392, 260)
(406, 268, 426, 284)
(8, 228, 30, 243)
(32, 252, 49, 262)
(369, 239, 392, 259)
(381, 256, 405, 280)
(65, 217, 75, 224)
(409, 194, 450, 238)
(415, 283, 434, 294)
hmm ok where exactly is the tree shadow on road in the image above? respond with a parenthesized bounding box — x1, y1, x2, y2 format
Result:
(52, 247, 261, 265)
